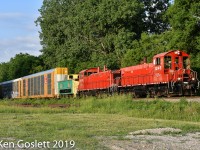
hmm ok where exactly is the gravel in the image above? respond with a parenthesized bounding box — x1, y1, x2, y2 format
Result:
(100, 128, 200, 150)
(129, 127, 182, 135)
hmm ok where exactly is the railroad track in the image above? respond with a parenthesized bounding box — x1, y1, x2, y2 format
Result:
(163, 96, 200, 102)
(137, 96, 200, 102)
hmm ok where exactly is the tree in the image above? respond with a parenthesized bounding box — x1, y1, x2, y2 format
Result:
(36, 0, 145, 72)
(0, 62, 10, 82)
(9, 53, 44, 79)
(121, 32, 171, 67)
(0, 53, 44, 82)
(142, 0, 170, 33)
(166, 0, 200, 54)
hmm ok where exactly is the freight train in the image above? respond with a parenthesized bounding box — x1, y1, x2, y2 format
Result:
(0, 50, 199, 99)
(77, 50, 200, 97)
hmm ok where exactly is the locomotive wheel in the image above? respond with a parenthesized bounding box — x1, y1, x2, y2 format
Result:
(167, 94, 171, 98)
(133, 92, 139, 98)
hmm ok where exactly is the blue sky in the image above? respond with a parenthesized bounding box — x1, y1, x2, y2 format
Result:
(0, 0, 43, 63)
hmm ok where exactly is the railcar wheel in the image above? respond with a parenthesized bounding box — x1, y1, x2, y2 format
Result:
(133, 91, 139, 98)
(167, 94, 171, 98)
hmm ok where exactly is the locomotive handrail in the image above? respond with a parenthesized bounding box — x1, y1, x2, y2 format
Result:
(190, 69, 200, 89)
(190, 68, 198, 79)
(171, 68, 200, 88)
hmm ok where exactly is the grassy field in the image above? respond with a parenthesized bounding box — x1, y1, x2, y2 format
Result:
(0, 95, 200, 149)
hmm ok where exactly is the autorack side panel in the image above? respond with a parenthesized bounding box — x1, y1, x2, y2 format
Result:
(0, 81, 13, 98)
(0, 84, 2, 98)
(20, 67, 68, 98)
(0, 78, 22, 99)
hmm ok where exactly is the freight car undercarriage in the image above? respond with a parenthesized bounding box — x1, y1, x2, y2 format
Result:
(118, 81, 199, 98)
(77, 80, 199, 98)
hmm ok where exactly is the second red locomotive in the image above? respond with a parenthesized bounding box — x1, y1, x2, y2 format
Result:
(78, 50, 200, 97)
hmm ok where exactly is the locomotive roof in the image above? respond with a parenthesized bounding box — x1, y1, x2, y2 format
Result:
(153, 51, 170, 58)
(153, 50, 188, 58)
(79, 67, 102, 74)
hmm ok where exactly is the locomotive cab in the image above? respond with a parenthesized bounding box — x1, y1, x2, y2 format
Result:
(153, 50, 199, 96)
(163, 51, 190, 76)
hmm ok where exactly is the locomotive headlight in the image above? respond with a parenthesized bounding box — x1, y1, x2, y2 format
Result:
(175, 50, 180, 55)
(192, 77, 195, 81)
(178, 77, 181, 81)
(175, 50, 182, 55)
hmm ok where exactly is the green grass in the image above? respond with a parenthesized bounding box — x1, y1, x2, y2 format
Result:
(0, 113, 200, 149)
(0, 95, 200, 122)
(0, 95, 199, 149)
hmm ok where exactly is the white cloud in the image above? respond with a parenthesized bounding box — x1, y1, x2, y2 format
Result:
(0, 11, 42, 63)
(0, 35, 42, 63)
(0, 12, 25, 19)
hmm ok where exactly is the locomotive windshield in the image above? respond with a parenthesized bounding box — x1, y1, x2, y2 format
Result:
(183, 56, 190, 69)
(175, 57, 179, 70)
(164, 56, 172, 69)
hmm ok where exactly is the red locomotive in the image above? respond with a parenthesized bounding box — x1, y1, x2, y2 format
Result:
(78, 50, 200, 97)
(78, 66, 120, 96)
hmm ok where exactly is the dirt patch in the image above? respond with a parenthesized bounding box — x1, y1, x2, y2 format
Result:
(129, 127, 182, 135)
(14, 103, 81, 108)
(48, 104, 71, 108)
(16, 104, 39, 107)
(99, 128, 200, 150)
(48, 104, 80, 108)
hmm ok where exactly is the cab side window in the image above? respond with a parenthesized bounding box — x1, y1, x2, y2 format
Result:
(155, 58, 160, 65)
(84, 72, 88, 76)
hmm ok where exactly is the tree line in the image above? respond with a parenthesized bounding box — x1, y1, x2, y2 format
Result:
(0, 0, 200, 82)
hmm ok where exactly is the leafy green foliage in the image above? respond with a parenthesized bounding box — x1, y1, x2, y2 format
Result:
(142, 0, 170, 33)
(121, 32, 171, 66)
(36, 0, 170, 72)
(122, 0, 200, 70)
(166, 0, 200, 55)
(3, 0, 200, 80)
(0, 53, 44, 82)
